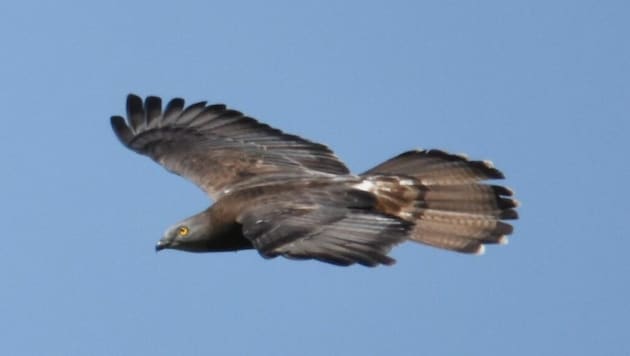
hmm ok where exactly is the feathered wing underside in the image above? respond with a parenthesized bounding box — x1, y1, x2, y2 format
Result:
(362, 149, 519, 254)
(111, 94, 349, 199)
(236, 186, 410, 267)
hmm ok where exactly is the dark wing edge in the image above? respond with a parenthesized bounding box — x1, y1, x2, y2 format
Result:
(111, 94, 350, 198)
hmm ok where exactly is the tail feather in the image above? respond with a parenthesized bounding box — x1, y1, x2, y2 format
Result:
(414, 212, 511, 244)
(360, 149, 518, 254)
(418, 184, 518, 214)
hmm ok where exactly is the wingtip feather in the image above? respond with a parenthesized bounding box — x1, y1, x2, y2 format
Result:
(110, 116, 133, 145)
(126, 94, 145, 131)
(144, 96, 162, 126)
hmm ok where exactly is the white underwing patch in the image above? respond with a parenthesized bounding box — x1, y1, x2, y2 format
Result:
(353, 179, 375, 192)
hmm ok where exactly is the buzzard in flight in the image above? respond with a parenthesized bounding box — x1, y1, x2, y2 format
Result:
(111, 94, 518, 266)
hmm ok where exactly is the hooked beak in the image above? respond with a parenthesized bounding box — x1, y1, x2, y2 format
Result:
(155, 239, 169, 252)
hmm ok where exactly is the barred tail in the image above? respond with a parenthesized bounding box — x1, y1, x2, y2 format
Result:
(361, 149, 519, 254)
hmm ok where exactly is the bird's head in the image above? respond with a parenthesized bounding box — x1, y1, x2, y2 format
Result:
(156, 213, 212, 252)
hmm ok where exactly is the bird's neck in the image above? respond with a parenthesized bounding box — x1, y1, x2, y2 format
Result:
(203, 206, 254, 252)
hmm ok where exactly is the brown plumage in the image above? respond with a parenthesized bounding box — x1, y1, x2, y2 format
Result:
(111, 94, 518, 267)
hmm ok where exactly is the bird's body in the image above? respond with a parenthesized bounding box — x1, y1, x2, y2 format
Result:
(112, 94, 518, 266)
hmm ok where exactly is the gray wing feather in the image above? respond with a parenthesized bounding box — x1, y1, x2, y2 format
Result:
(144, 96, 162, 127)
(162, 98, 185, 125)
(238, 188, 410, 267)
(111, 94, 349, 198)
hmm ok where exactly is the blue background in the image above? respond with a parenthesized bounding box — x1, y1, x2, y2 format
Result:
(2, 1, 628, 355)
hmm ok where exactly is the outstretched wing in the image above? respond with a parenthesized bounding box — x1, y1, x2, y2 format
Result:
(111, 94, 349, 199)
(236, 185, 410, 267)
(362, 149, 518, 254)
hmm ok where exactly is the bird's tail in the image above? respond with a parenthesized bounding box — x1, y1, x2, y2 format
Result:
(360, 150, 519, 254)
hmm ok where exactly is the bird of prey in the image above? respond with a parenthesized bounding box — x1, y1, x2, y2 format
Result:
(111, 94, 518, 267)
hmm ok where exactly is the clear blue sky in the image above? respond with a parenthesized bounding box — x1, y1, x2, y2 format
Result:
(1, 1, 628, 355)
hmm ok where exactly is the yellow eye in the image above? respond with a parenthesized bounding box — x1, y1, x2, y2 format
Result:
(178, 226, 190, 236)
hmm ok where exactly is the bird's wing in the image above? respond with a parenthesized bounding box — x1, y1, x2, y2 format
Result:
(111, 94, 349, 199)
(236, 187, 410, 267)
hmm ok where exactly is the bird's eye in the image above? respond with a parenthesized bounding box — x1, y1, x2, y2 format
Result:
(178, 226, 190, 236)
